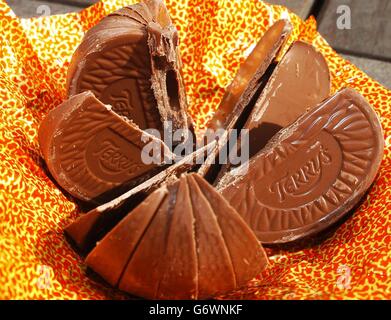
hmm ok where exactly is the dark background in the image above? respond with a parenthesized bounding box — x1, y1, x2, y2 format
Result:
(5, 0, 391, 88)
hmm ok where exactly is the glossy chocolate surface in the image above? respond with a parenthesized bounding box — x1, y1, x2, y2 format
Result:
(217, 88, 384, 244)
(244, 40, 331, 157)
(66, 0, 192, 136)
(214, 41, 331, 182)
(85, 173, 268, 299)
(39, 91, 172, 202)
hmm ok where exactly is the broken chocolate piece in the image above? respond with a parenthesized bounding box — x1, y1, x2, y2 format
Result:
(217, 88, 384, 244)
(39, 91, 173, 203)
(206, 19, 292, 131)
(214, 40, 331, 183)
(243, 40, 331, 157)
(65, 142, 215, 254)
(66, 0, 192, 138)
(85, 173, 268, 299)
(199, 20, 292, 180)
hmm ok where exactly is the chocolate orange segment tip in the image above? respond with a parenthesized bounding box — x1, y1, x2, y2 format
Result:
(217, 88, 384, 244)
(66, 0, 192, 137)
(64, 142, 215, 254)
(39, 91, 173, 203)
(84, 187, 168, 287)
(85, 173, 267, 299)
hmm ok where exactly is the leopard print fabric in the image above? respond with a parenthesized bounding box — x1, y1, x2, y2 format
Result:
(0, 0, 389, 299)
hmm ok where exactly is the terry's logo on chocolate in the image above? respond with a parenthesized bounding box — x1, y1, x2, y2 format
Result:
(270, 143, 332, 202)
(85, 128, 151, 183)
(255, 131, 343, 209)
(94, 140, 133, 174)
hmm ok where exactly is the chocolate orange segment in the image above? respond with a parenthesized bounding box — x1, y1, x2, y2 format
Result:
(206, 19, 292, 131)
(193, 174, 268, 287)
(39, 91, 173, 202)
(186, 175, 236, 299)
(85, 174, 267, 299)
(66, 0, 192, 135)
(243, 41, 331, 157)
(217, 88, 384, 244)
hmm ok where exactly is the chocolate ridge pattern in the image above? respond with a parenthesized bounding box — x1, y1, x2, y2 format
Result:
(217, 88, 384, 244)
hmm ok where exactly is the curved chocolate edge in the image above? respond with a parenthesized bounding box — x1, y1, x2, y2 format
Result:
(84, 173, 267, 299)
(38, 91, 173, 202)
(64, 142, 216, 254)
(217, 88, 384, 244)
(214, 40, 331, 184)
(198, 20, 292, 181)
(66, 0, 193, 139)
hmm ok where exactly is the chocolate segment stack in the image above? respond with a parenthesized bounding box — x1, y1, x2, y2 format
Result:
(199, 19, 293, 180)
(202, 40, 331, 181)
(41, 0, 196, 204)
(83, 173, 268, 299)
(65, 142, 215, 254)
(206, 19, 293, 131)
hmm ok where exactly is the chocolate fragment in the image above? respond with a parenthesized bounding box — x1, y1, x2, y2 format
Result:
(206, 19, 292, 131)
(39, 91, 173, 203)
(85, 173, 268, 299)
(66, 0, 192, 138)
(243, 40, 331, 157)
(65, 142, 215, 254)
(215, 41, 331, 183)
(214, 41, 331, 184)
(217, 88, 384, 244)
(199, 20, 292, 181)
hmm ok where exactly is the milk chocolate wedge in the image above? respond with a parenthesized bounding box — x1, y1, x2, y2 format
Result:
(217, 88, 384, 244)
(39, 91, 173, 203)
(213, 41, 331, 184)
(85, 173, 268, 299)
(65, 142, 215, 254)
(243, 40, 331, 157)
(206, 19, 292, 131)
(66, 0, 192, 137)
(199, 19, 292, 180)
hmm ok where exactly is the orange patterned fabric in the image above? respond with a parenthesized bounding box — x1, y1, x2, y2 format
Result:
(0, 0, 389, 300)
